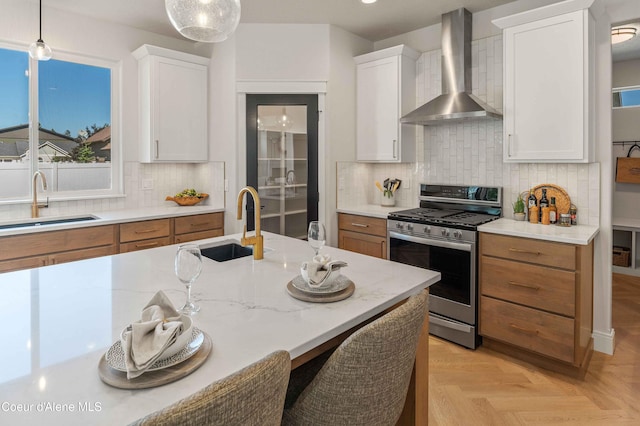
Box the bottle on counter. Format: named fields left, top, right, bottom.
left=527, top=189, right=537, bottom=222
left=549, top=197, right=557, bottom=225
left=570, top=205, right=577, bottom=225
left=529, top=204, right=539, bottom=224
left=539, top=188, right=549, bottom=222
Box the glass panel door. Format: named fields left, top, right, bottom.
left=246, top=95, right=318, bottom=239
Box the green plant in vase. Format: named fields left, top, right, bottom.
left=512, top=194, right=526, bottom=221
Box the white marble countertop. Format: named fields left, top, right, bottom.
left=336, top=204, right=414, bottom=219
left=0, top=232, right=439, bottom=425
left=0, top=206, right=224, bottom=237
left=478, top=218, right=599, bottom=245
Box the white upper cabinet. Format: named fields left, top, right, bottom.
left=355, top=45, right=419, bottom=162
left=133, top=45, right=209, bottom=163
left=494, top=1, right=595, bottom=163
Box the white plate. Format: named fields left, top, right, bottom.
left=291, top=274, right=352, bottom=295
left=105, top=327, right=204, bottom=372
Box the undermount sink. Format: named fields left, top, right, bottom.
left=200, top=241, right=254, bottom=262
left=0, top=215, right=98, bottom=230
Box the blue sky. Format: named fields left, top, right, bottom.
left=0, top=48, right=110, bottom=138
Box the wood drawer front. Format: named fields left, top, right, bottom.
left=0, top=256, right=48, bottom=273
left=120, top=219, right=170, bottom=243
left=338, top=230, right=387, bottom=259
left=480, top=296, right=574, bottom=363
left=338, top=213, right=387, bottom=237
left=174, top=229, right=223, bottom=244
left=175, top=213, right=223, bottom=235
left=119, top=237, right=171, bottom=253
left=481, top=256, right=576, bottom=317
left=481, top=233, right=575, bottom=270
left=0, top=225, right=117, bottom=261
left=49, top=245, right=118, bottom=265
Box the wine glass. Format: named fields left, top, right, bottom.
left=175, top=244, right=203, bottom=315
left=307, top=221, right=326, bottom=256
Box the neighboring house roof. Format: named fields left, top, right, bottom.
left=0, top=124, right=77, bottom=142
left=0, top=124, right=77, bottom=160
left=86, top=126, right=111, bottom=144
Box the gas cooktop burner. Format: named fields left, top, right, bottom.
left=389, top=207, right=500, bottom=228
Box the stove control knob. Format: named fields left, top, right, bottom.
left=395, top=222, right=404, bottom=230
left=407, top=224, right=414, bottom=231
left=423, top=226, right=431, bottom=234
left=441, top=229, right=450, bottom=237
left=452, top=230, right=463, bottom=239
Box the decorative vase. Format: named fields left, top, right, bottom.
left=514, top=212, right=526, bottom=221
left=381, top=193, right=395, bottom=207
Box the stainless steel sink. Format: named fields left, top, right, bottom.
left=0, top=215, right=98, bottom=230
left=200, top=240, right=254, bottom=262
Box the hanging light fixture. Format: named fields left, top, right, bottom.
left=611, top=26, right=637, bottom=44
left=277, top=107, right=293, bottom=130
left=28, top=0, right=52, bottom=61
left=165, top=0, right=241, bottom=43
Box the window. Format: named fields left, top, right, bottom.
left=0, top=44, right=119, bottom=201
left=613, top=85, right=640, bottom=108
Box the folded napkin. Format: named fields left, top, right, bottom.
left=302, top=255, right=348, bottom=287
left=120, top=291, right=183, bottom=379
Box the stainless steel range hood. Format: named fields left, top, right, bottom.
left=400, top=8, right=501, bottom=125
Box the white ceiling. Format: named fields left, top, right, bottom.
left=43, top=0, right=515, bottom=42
left=38, top=0, right=640, bottom=61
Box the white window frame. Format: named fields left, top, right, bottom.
left=0, top=40, right=123, bottom=204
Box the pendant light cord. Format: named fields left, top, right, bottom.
left=38, top=0, right=43, bottom=41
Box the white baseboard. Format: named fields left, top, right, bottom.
left=592, top=329, right=615, bottom=355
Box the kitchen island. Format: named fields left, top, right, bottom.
left=0, top=232, right=439, bottom=425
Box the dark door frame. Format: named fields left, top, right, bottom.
left=246, top=93, right=319, bottom=232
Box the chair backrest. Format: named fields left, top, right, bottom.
left=130, top=350, right=291, bottom=426
left=282, top=290, right=428, bottom=426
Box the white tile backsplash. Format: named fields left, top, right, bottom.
left=338, top=34, right=600, bottom=226
left=0, top=161, right=225, bottom=221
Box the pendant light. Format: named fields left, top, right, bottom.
left=165, top=0, right=241, bottom=43
left=28, top=0, right=52, bottom=61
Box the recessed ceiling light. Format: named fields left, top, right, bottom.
left=361, top=0, right=377, bottom=4
left=611, top=27, right=637, bottom=44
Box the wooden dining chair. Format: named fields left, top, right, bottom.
left=130, top=350, right=290, bottom=426
left=281, top=290, right=428, bottom=426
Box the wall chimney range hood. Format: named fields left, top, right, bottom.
left=400, top=8, right=502, bottom=125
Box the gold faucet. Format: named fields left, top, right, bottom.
left=237, top=186, right=264, bottom=260
left=31, top=170, right=48, bottom=218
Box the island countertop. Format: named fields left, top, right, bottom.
left=0, top=232, right=439, bottom=425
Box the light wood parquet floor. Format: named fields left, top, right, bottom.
left=428, top=273, right=640, bottom=425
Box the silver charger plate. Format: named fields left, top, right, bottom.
left=105, top=327, right=204, bottom=372
left=291, top=274, right=352, bottom=295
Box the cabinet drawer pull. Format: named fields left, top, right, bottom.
left=351, top=223, right=369, bottom=228
left=190, top=223, right=209, bottom=227
left=507, top=281, right=540, bottom=291
left=508, top=248, right=541, bottom=256
left=509, top=323, right=538, bottom=335
left=135, top=241, right=160, bottom=248
left=135, top=228, right=160, bottom=234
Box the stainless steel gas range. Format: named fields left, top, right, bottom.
left=387, top=184, right=502, bottom=349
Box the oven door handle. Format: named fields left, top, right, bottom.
left=389, top=231, right=472, bottom=252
